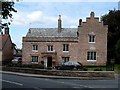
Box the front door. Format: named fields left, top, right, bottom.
left=47, top=57, right=52, bottom=67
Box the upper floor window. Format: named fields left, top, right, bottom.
left=31, top=56, right=38, bottom=63
left=88, top=35, right=96, bottom=43
left=32, top=45, right=38, bottom=51
left=47, top=45, right=53, bottom=52
left=63, top=44, right=69, bottom=51
left=87, top=52, right=96, bottom=61
left=62, top=57, right=69, bottom=63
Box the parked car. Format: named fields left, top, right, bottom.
left=12, top=57, right=22, bottom=64
left=55, top=61, right=82, bottom=70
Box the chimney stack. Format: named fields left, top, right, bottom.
left=58, top=15, right=62, bottom=33
left=4, top=25, right=9, bottom=35
left=79, top=19, right=82, bottom=26
left=90, top=12, right=95, bottom=17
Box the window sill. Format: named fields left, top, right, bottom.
left=32, top=50, right=38, bottom=52
left=89, top=42, right=95, bottom=44
left=63, top=51, right=69, bottom=53
left=87, top=60, right=96, bottom=62
left=31, top=62, right=38, bottom=64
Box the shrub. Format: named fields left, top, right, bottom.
left=82, top=67, right=88, bottom=71
left=21, top=64, right=44, bottom=69
left=94, top=68, right=102, bottom=71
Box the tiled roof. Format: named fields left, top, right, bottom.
left=26, top=28, right=78, bottom=37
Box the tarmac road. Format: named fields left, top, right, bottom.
left=1, top=72, right=119, bottom=90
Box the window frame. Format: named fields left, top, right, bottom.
left=62, top=57, right=69, bottom=63
left=32, top=45, right=38, bottom=52
left=47, top=45, right=53, bottom=52
left=63, top=44, right=69, bottom=52
left=31, top=56, right=38, bottom=63
left=87, top=52, right=97, bottom=61
left=88, top=35, right=96, bottom=43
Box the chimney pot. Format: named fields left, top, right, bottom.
left=90, top=12, right=95, bottom=17
left=5, top=25, right=9, bottom=35
left=79, top=19, right=82, bottom=25
left=58, top=15, right=62, bottom=33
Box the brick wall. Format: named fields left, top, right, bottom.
left=22, top=37, right=78, bottom=66
left=22, top=12, right=108, bottom=67
left=2, top=35, right=14, bottom=63
left=78, top=12, right=108, bottom=66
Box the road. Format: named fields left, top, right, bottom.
left=1, top=73, right=119, bottom=90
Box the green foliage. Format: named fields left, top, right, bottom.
left=0, top=1, right=17, bottom=31
left=94, top=68, right=102, bottom=71
left=116, top=39, right=120, bottom=61
left=101, top=10, right=120, bottom=64
left=82, top=67, right=88, bottom=71
left=7, top=63, right=45, bottom=69
left=114, top=64, right=120, bottom=70
left=21, top=64, right=45, bottom=69
left=1, top=1, right=17, bottom=19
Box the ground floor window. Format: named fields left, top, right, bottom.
left=62, top=57, right=69, bottom=63
left=87, top=52, right=96, bottom=61
left=31, top=56, right=38, bottom=63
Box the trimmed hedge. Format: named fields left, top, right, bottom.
left=2, top=66, right=115, bottom=79
left=7, top=63, right=45, bottom=69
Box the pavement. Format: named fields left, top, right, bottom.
left=0, top=70, right=117, bottom=80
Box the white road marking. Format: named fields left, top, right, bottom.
left=0, top=79, right=23, bottom=86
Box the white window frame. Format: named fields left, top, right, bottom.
left=62, top=57, right=69, bottom=63
left=31, top=56, right=38, bottom=63
left=63, top=44, right=69, bottom=52
left=87, top=52, right=97, bottom=61
left=88, top=35, right=96, bottom=43
left=47, top=45, right=53, bottom=52
left=32, top=45, right=38, bottom=52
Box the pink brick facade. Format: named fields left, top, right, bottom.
left=22, top=12, right=108, bottom=67
left=0, top=26, right=14, bottom=64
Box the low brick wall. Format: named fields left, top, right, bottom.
left=2, top=67, right=115, bottom=78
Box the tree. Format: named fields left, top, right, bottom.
left=2, top=1, right=17, bottom=19
left=101, top=10, right=120, bottom=64
left=0, top=0, right=17, bottom=32
left=116, top=39, right=120, bottom=63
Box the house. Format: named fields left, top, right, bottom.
left=0, top=25, right=14, bottom=65
left=22, top=12, right=108, bottom=68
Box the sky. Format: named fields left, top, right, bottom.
left=2, top=0, right=119, bottom=49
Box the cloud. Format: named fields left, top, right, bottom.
left=11, top=12, right=27, bottom=25
left=27, top=11, right=43, bottom=23
left=11, top=10, right=79, bottom=28
left=12, top=10, right=58, bottom=26
left=28, top=11, right=61, bottom=25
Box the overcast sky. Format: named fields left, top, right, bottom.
left=4, top=0, right=119, bottom=49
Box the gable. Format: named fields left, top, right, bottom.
left=0, top=35, right=13, bottom=50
